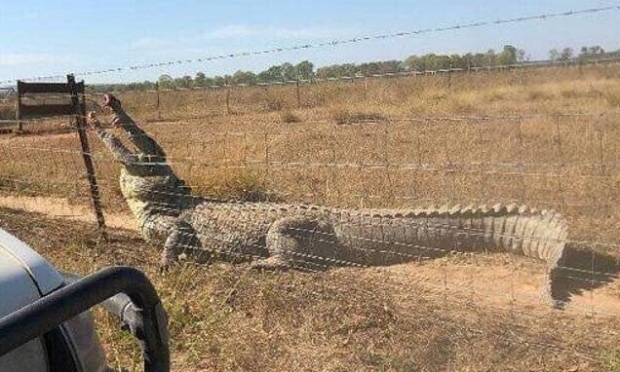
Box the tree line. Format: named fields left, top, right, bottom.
left=88, top=45, right=618, bottom=92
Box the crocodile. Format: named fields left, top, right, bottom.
left=88, top=94, right=568, bottom=302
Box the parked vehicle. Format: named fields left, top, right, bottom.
left=0, top=227, right=169, bottom=372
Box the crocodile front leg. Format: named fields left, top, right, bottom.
left=104, top=94, right=167, bottom=161
left=87, top=112, right=142, bottom=165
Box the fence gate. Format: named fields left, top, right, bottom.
left=16, top=74, right=107, bottom=233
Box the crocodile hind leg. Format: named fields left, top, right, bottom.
left=251, top=217, right=336, bottom=271
left=160, top=221, right=203, bottom=270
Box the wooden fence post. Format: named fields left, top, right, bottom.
left=67, top=74, right=107, bottom=236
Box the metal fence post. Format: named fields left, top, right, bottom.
left=296, top=78, right=301, bottom=109
left=155, top=82, right=161, bottom=120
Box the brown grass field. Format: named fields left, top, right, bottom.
left=1, top=64, right=620, bottom=371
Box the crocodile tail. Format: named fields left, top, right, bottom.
left=381, top=203, right=568, bottom=302
left=441, top=203, right=567, bottom=302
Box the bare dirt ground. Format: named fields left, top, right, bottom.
left=384, top=258, right=620, bottom=319
left=0, top=195, right=137, bottom=230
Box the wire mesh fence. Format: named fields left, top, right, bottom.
left=0, top=96, right=618, bottom=313
left=0, top=7, right=619, bottom=368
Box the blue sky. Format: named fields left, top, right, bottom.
left=1, top=0, right=619, bottom=85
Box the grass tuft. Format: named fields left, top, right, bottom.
left=280, top=111, right=302, bottom=123
left=331, top=109, right=387, bottom=125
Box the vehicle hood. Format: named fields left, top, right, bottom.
left=0, top=228, right=64, bottom=296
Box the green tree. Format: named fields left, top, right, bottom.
left=358, top=62, right=379, bottom=75
left=194, top=72, right=206, bottom=87
left=157, top=74, right=174, bottom=89
left=473, top=53, right=486, bottom=67
left=435, top=55, right=453, bottom=69
left=578, top=45, right=605, bottom=62
left=418, top=54, right=438, bottom=70
left=203, top=77, right=215, bottom=87
left=485, top=49, right=496, bottom=66
left=497, top=45, right=518, bottom=65
left=376, top=60, right=402, bottom=73
left=295, top=60, right=314, bottom=80
left=174, top=75, right=193, bottom=89
left=449, top=54, right=465, bottom=69
left=213, top=75, right=226, bottom=86
left=258, top=65, right=283, bottom=82
left=404, top=55, right=421, bottom=71
left=232, top=70, right=257, bottom=85
left=281, top=62, right=296, bottom=81
left=341, top=63, right=357, bottom=76
left=549, top=49, right=560, bottom=62
left=316, top=65, right=339, bottom=79
left=589, top=46, right=605, bottom=55
left=560, top=47, right=574, bottom=62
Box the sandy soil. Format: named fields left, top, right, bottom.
left=382, top=260, right=620, bottom=319
left=0, top=195, right=137, bottom=231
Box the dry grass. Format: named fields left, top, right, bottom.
left=1, top=63, right=620, bottom=370
left=1, top=208, right=618, bottom=371
left=279, top=110, right=302, bottom=124
left=330, top=109, right=387, bottom=125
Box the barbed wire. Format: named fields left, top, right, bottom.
left=0, top=5, right=618, bottom=86
left=1, top=70, right=618, bottom=328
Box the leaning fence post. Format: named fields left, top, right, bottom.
left=67, top=74, right=107, bottom=236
